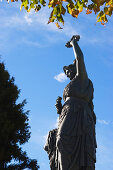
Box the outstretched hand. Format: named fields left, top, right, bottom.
left=65, top=35, right=80, bottom=48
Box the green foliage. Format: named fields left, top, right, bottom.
left=0, top=62, right=39, bottom=169
left=7, top=0, right=113, bottom=28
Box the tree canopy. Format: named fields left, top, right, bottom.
left=7, top=0, right=113, bottom=28
left=0, top=62, right=39, bottom=169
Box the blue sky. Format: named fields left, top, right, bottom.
left=0, top=1, right=113, bottom=170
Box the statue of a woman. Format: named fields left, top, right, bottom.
left=55, top=35, right=97, bottom=170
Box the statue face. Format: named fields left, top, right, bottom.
left=63, top=64, right=76, bottom=80
left=65, top=68, right=75, bottom=80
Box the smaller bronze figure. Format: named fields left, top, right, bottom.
left=44, top=97, right=62, bottom=170
left=44, top=129, right=57, bottom=170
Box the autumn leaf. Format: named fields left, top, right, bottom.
left=55, top=22, right=63, bottom=29
left=35, top=5, right=41, bottom=12
left=101, top=22, right=105, bottom=25
left=61, top=6, right=66, bottom=15
left=86, top=9, right=92, bottom=14
left=71, top=9, right=79, bottom=18
left=104, top=7, right=108, bottom=14
left=93, top=6, right=100, bottom=14
left=48, top=10, right=56, bottom=23
left=8, top=0, right=113, bottom=28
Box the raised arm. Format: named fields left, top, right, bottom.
left=68, top=36, right=88, bottom=80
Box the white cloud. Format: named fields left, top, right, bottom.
left=54, top=72, right=67, bottom=83
left=23, top=9, right=78, bottom=37
left=0, top=15, right=23, bottom=28
left=97, top=119, right=109, bottom=125
left=24, top=14, right=32, bottom=25
left=21, top=38, right=42, bottom=47
left=0, top=7, right=80, bottom=50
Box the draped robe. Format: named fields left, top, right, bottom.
left=56, top=76, right=97, bottom=170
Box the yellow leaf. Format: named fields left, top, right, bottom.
left=55, top=22, right=63, bottom=29
left=78, top=5, right=83, bottom=13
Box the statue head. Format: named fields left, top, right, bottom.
left=63, top=60, right=76, bottom=80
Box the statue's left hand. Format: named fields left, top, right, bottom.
left=65, top=35, right=80, bottom=48
left=72, top=35, right=80, bottom=41
left=70, top=35, right=80, bottom=46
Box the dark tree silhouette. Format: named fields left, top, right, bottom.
left=0, top=62, right=39, bottom=169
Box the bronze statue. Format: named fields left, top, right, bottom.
left=44, top=129, right=57, bottom=170
left=44, top=35, right=97, bottom=170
